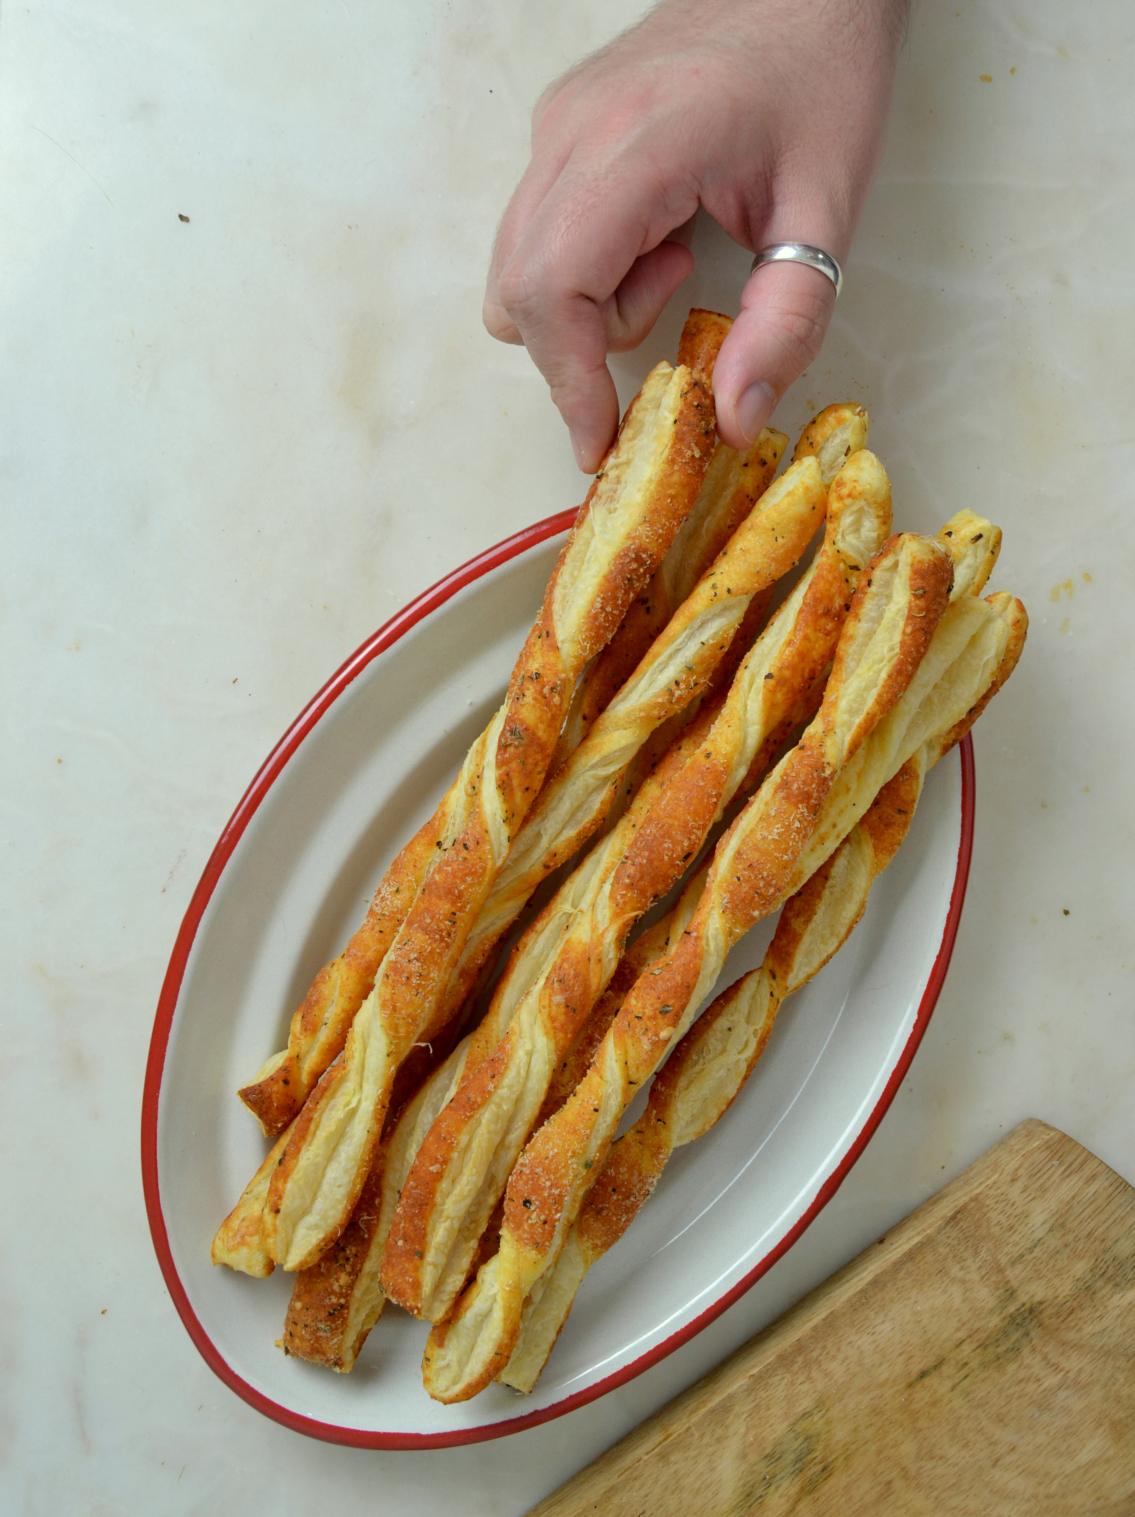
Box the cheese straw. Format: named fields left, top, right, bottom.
left=257, top=316, right=737, bottom=1273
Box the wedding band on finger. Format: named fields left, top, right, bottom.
left=750, top=243, right=843, bottom=298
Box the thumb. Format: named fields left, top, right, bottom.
left=712, top=261, right=837, bottom=449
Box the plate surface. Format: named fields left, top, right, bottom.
left=143, top=512, right=973, bottom=1447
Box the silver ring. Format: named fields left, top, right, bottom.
left=750, top=243, right=843, bottom=298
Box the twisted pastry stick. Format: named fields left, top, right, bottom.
left=421, top=531, right=959, bottom=1399
left=210, top=1124, right=294, bottom=1278
left=256, top=326, right=723, bottom=1273
left=501, top=584, right=1026, bottom=1390
left=381, top=452, right=891, bottom=1323
left=548, top=319, right=805, bottom=766
left=232, top=311, right=729, bottom=1139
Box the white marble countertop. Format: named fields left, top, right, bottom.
left=4, top=1, right=1133, bottom=1510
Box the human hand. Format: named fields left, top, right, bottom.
left=484, top=0, right=907, bottom=471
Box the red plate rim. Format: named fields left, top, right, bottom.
left=142, top=507, right=975, bottom=1449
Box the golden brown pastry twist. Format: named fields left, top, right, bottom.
left=232, top=312, right=732, bottom=1140
left=252, top=321, right=724, bottom=1273
left=549, top=428, right=784, bottom=769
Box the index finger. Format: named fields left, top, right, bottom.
left=490, top=163, right=697, bottom=468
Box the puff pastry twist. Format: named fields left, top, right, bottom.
left=278, top=407, right=873, bottom=1346
left=254, top=320, right=725, bottom=1272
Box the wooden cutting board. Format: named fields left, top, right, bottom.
left=528, top=1119, right=1135, bottom=1516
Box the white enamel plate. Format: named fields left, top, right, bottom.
left=143, top=511, right=973, bottom=1447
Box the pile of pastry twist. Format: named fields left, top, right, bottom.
left=211, top=310, right=1027, bottom=1403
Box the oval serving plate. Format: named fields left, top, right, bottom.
left=143, top=509, right=973, bottom=1448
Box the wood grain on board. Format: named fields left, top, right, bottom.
left=528, top=1119, right=1135, bottom=1517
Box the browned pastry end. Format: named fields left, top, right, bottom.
left=210, top=1124, right=293, bottom=1277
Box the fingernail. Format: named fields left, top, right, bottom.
left=571, top=432, right=598, bottom=474
left=735, top=381, right=776, bottom=444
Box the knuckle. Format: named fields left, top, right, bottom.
left=531, top=66, right=586, bottom=141
left=546, top=356, right=608, bottom=416
left=531, top=80, right=566, bottom=135
left=493, top=263, right=543, bottom=324
left=482, top=298, right=522, bottom=344
left=771, top=294, right=830, bottom=363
